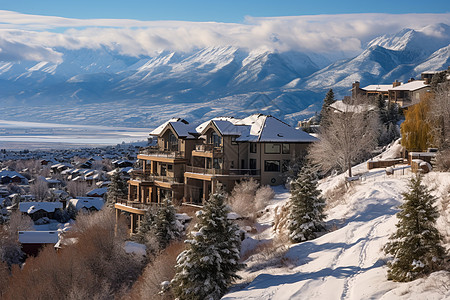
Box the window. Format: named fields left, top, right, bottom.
left=231, top=137, right=237, bottom=145
left=249, top=159, right=257, bottom=170
left=168, top=132, right=178, bottom=151
left=212, top=132, right=222, bottom=147
left=250, top=143, right=257, bottom=153
left=168, top=164, right=173, bottom=171
left=264, top=160, right=280, bottom=172
left=282, top=144, right=290, bottom=154
left=265, top=143, right=281, bottom=154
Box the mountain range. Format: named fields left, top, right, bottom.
left=0, top=23, right=449, bottom=127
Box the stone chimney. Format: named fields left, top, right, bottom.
left=424, top=77, right=430, bottom=84
left=392, top=80, right=401, bottom=87
left=408, top=78, right=415, bottom=83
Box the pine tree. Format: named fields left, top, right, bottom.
left=133, top=206, right=156, bottom=245
left=319, top=89, right=336, bottom=126
left=172, top=193, right=243, bottom=300
left=106, top=169, right=127, bottom=206
left=154, top=197, right=180, bottom=250
left=289, top=166, right=326, bottom=242
left=384, top=175, right=445, bottom=282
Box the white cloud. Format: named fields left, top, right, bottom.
left=0, top=10, right=448, bottom=62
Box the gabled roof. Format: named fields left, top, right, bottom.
left=330, top=101, right=376, bottom=113
left=19, top=201, right=63, bottom=214
left=389, top=80, right=429, bottom=91
left=69, top=197, right=104, bottom=211
left=150, top=118, right=197, bottom=139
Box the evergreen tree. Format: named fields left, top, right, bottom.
left=289, top=165, right=326, bottom=242
left=384, top=176, right=445, bottom=282
left=324, top=89, right=335, bottom=106
left=172, top=193, right=243, bottom=300
left=154, top=197, right=180, bottom=250
left=133, top=207, right=156, bottom=245
left=106, top=169, right=127, bottom=206
left=319, top=89, right=336, bottom=126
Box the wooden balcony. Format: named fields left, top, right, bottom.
left=139, top=147, right=186, bottom=159
left=130, top=169, right=184, bottom=185
left=186, top=166, right=260, bottom=176
left=192, top=144, right=223, bottom=158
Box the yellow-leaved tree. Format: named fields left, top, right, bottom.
left=400, top=95, right=434, bottom=151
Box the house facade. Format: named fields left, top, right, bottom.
left=115, top=114, right=317, bottom=233
left=352, top=77, right=431, bottom=108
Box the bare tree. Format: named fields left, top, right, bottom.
left=428, top=81, right=450, bottom=150
left=310, top=97, right=380, bottom=177
left=66, top=181, right=90, bottom=198
left=30, top=177, right=49, bottom=201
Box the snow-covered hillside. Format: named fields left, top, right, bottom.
left=224, top=160, right=450, bottom=299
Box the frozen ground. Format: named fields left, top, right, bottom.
left=224, top=159, right=450, bottom=299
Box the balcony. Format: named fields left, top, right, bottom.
left=195, top=144, right=223, bottom=153
left=186, top=166, right=260, bottom=176
left=139, top=147, right=185, bottom=159
left=115, top=199, right=160, bottom=212
left=130, top=169, right=184, bottom=184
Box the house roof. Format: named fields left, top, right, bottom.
left=18, top=231, right=59, bottom=244
left=19, top=201, right=63, bottom=214
left=69, top=197, right=104, bottom=211
left=86, top=187, right=108, bottom=197
left=330, top=101, right=376, bottom=113
left=150, top=118, right=189, bottom=136
left=361, top=84, right=392, bottom=92
left=197, top=114, right=317, bottom=143
left=389, top=80, right=429, bottom=91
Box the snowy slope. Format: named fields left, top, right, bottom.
left=224, top=161, right=450, bottom=299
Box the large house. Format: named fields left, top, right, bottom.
left=115, top=114, right=317, bottom=233
left=352, top=77, right=431, bottom=108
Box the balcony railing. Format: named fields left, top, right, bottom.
left=116, top=199, right=159, bottom=211
left=186, top=166, right=260, bottom=176
left=130, top=170, right=184, bottom=184
left=194, top=144, right=223, bottom=154
left=140, top=147, right=185, bottom=158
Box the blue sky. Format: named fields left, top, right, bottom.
left=0, top=0, right=449, bottom=22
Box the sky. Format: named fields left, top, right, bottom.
left=0, top=1, right=449, bottom=63
left=0, top=0, right=449, bottom=22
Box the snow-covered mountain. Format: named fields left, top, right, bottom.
left=0, top=24, right=448, bottom=127
left=298, top=24, right=450, bottom=92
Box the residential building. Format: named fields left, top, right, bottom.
left=115, top=114, right=317, bottom=233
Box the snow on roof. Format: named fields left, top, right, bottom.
left=18, top=231, right=59, bottom=244
left=86, top=187, right=108, bottom=196
left=390, top=80, right=429, bottom=91
left=0, top=170, right=26, bottom=180
left=330, top=101, right=376, bottom=113
left=196, top=114, right=317, bottom=143
left=361, top=84, right=392, bottom=92
left=69, top=197, right=104, bottom=211
left=256, top=116, right=318, bottom=143
left=19, top=201, right=63, bottom=214
left=150, top=118, right=188, bottom=136
left=169, top=121, right=197, bottom=139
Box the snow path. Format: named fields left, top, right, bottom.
left=224, top=172, right=413, bottom=300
